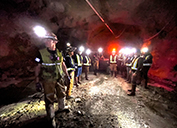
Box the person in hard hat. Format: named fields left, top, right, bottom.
left=35, top=32, right=70, bottom=127
left=117, top=53, right=122, bottom=75
left=127, top=49, right=144, bottom=96
left=125, top=53, right=135, bottom=83
left=65, top=47, right=76, bottom=99
left=109, top=49, right=118, bottom=77
left=73, top=49, right=83, bottom=87
left=92, top=52, right=99, bottom=75
left=83, top=52, right=91, bottom=80
left=64, top=47, right=77, bottom=99
left=141, top=48, right=153, bottom=89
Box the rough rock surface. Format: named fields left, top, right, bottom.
left=0, top=73, right=177, bottom=128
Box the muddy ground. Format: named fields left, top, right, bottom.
left=0, top=72, right=177, bottom=128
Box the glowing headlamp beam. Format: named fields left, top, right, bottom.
left=66, top=43, right=71, bottom=47
left=79, top=46, right=85, bottom=52
left=141, top=47, right=148, bottom=53
left=33, top=26, right=47, bottom=37
left=86, top=49, right=91, bottom=55
left=98, top=48, right=103, bottom=53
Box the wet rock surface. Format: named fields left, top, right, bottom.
left=0, top=73, right=177, bottom=128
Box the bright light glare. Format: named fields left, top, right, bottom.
left=33, top=26, right=47, bottom=37
left=79, top=46, right=85, bottom=52
left=112, top=48, right=116, bottom=52
left=119, top=48, right=137, bottom=55
left=141, top=47, right=148, bottom=53
left=132, top=48, right=137, bottom=53
left=66, top=43, right=71, bottom=47
left=86, top=49, right=91, bottom=55
left=124, top=48, right=131, bottom=55
left=119, top=48, right=124, bottom=53
left=98, top=48, right=103, bottom=53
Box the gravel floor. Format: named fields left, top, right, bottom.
left=0, top=73, right=177, bottom=128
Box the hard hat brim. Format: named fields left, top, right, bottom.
left=43, top=36, right=59, bottom=41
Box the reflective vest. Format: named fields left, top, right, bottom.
left=143, top=55, right=152, bottom=66
left=83, top=56, right=91, bottom=66
left=76, top=54, right=83, bottom=66
left=131, top=57, right=139, bottom=70
left=110, top=55, right=117, bottom=64
left=65, top=55, right=75, bottom=72
left=125, top=57, right=135, bottom=67
left=39, top=48, right=64, bottom=79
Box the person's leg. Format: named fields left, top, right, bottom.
left=93, top=62, right=96, bottom=75
left=85, top=66, right=89, bottom=80
left=78, top=67, right=82, bottom=84
left=56, top=79, right=66, bottom=110
left=113, top=64, right=117, bottom=77
left=128, top=72, right=137, bottom=96
left=66, top=71, right=74, bottom=99
left=43, top=80, right=56, bottom=127
left=110, top=64, right=113, bottom=77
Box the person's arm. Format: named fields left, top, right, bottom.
left=137, top=57, right=144, bottom=72
left=35, top=51, right=42, bottom=83
left=35, top=64, right=41, bottom=83
left=62, top=61, right=70, bottom=77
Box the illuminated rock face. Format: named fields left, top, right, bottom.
left=0, top=0, right=177, bottom=87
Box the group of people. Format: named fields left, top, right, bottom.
left=34, top=31, right=153, bottom=127
left=109, top=48, right=153, bottom=96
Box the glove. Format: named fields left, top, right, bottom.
left=75, top=66, right=78, bottom=69
left=36, top=82, right=42, bottom=92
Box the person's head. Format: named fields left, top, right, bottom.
left=43, top=33, right=58, bottom=49
left=134, top=49, right=141, bottom=57
left=66, top=47, right=77, bottom=56
left=112, top=51, right=116, bottom=55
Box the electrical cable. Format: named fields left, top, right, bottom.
left=85, top=0, right=116, bottom=37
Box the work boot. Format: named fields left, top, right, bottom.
left=78, top=81, right=82, bottom=84
left=114, top=72, right=117, bottom=77
left=127, top=92, right=135, bottom=96
left=145, top=86, right=149, bottom=89
left=50, top=117, right=56, bottom=128
left=56, top=106, right=70, bottom=113
left=74, top=83, right=79, bottom=88
left=66, top=95, right=73, bottom=100
left=127, top=84, right=136, bottom=96
left=144, top=79, right=148, bottom=89
left=111, top=71, right=113, bottom=77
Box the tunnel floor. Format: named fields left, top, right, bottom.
left=0, top=72, right=177, bottom=128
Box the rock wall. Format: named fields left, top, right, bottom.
left=0, top=0, right=177, bottom=88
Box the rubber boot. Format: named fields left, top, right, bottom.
left=111, top=71, right=113, bottom=77
left=46, top=104, right=56, bottom=128
left=145, top=78, right=148, bottom=89
left=58, top=98, right=65, bottom=110
left=78, top=76, right=82, bottom=84
left=127, top=84, right=136, bottom=96
left=114, top=71, right=117, bottom=77
left=74, top=77, right=79, bottom=87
